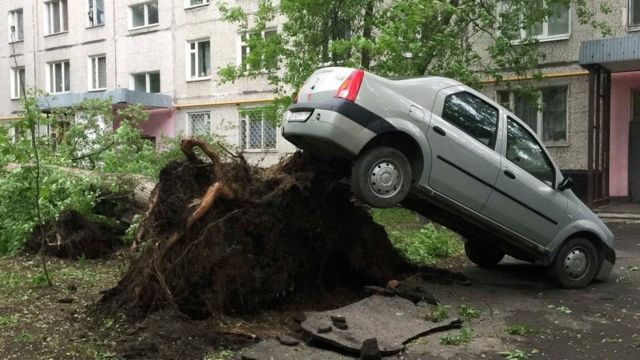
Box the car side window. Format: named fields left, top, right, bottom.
left=441, top=92, right=499, bottom=148
left=506, top=117, right=556, bottom=187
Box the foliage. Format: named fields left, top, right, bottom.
left=440, top=327, right=473, bottom=345
left=372, top=208, right=463, bottom=265
left=505, top=324, right=538, bottom=336
left=0, top=94, right=185, bottom=254
left=457, top=304, right=482, bottom=319
left=217, top=0, right=612, bottom=123
left=548, top=304, right=572, bottom=314
left=500, top=349, right=539, bottom=360
left=427, top=304, right=451, bottom=323
left=392, top=223, right=463, bottom=265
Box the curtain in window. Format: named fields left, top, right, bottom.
left=514, top=95, right=538, bottom=131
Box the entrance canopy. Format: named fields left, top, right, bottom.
left=580, top=35, right=640, bottom=73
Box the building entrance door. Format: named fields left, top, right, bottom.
left=630, top=90, right=640, bottom=202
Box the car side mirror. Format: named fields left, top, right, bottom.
left=558, top=176, right=574, bottom=191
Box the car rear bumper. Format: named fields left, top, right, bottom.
left=283, top=100, right=382, bottom=159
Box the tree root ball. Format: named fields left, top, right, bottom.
left=101, top=140, right=413, bottom=319
left=26, top=209, right=122, bottom=259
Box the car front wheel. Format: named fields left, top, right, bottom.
left=464, top=241, right=505, bottom=268
left=549, top=237, right=599, bottom=289
left=351, top=147, right=412, bottom=208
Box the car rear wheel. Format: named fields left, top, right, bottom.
left=549, top=237, right=599, bottom=289
left=352, top=147, right=412, bottom=208
left=464, top=241, right=505, bottom=268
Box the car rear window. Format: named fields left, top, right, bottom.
left=441, top=92, right=499, bottom=149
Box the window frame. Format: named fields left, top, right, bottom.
left=44, top=0, right=68, bottom=35
left=129, top=1, right=159, bottom=30
left=10, top=67, right=25, bottom=100
left=187, top=111, right=211, bottom=137
left=187, top=39, right=211, bottom=81
left=441, top=91, right=500, bottom=150
left=497, top=86, right=569, bottom=146
left=87, top=0, right=105, bottom=28
left=8, top=8, right=24, bottom=43
left=505, top=116, right=557, bottom=188
left=88, top=54, right=107, bottom=91
left=185, top=0, right=210, bottom=10
left=46, top=60, right=70, bottom=94
left=630, top=0, right=640, bottom=29
left=130, top=71, right=161, bottom=93
left=499, top=1, right=571, bottom=43
left=236, top=28, right=278, bottom=71
left=239, top=110, right=278, bottom=152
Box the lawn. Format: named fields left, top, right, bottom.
left=371, top=207, right=465, bottom=267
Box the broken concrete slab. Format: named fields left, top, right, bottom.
left=241, top=339, right=353, bottom=360
left=301, top=295, right=461, bottom=356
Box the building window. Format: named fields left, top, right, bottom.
left=631, top=0, right=640, bottom=28
left=500, top=1, right=570, bottom=41
left=238, top=29, right=277, bottom=71
left=88, top=55, right=107, bottom=91
left=10, top=67, right=25, bottom=100
left=8, top=9, right=24, bottom=42
left=187, top=112, right=211, bottom=137
left=88, top=0, right=105, bottom=27
left=497, top=86, right=568, bottom=144
left=130, top=1, right=158, bottom=29
left=186, top=0, right=210, bottom=8
left=131, top=72, right=160, bottom=93
left=188, top=40, right=211, bottom=80
left=45, top=0, right=68, bottom=35
left=47, top=60, right=70, bottom=94
left=240, top=110, right=277, bottom=151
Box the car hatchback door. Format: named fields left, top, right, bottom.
left=481, top=117, right=567, bottom=247
left=427, top=89, right=503, bottom=213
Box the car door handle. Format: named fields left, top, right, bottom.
left=433, top=126, right=446, bottom=136
left=504, top=169, right=516, bottom=180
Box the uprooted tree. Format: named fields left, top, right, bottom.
left=101, top=139, right=414, bottom=318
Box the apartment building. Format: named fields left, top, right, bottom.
left=0, top=0, right=295, bottom=165
left=481, top=0, right=640, bottom=204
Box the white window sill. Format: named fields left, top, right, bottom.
left=185, top=3, right=209, bottom=10
left=544, top=141, right=569, bottom=148
left=128, top=24, right=159, bottom=32
left=511, top=34, right=570, bottom=45
left=48, top=91, right=70, bottom=95
left=86, top=24, right=105, bottom=29
left=8, top=39, right=24, bottom=44
left=186, top=76, right=211, bottom=82
left=242, top=149, right=278, bottom=153
left=628, top=26, right=640, bottom=33
left=44, top=30, right=69, bottom=38
left=88, top=88, right=107, bottom=92
left=10, top=96, right=21, bottom=101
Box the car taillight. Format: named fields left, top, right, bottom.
left=335, top=69, right=365, bottom=102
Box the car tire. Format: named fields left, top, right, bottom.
left=549, top=237, right=599, bottom=289
left=351, top=147, right=412, bottom=208
left=464, top=241, right=505, bottom=268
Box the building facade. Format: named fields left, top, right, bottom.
left=481, top=0, right=640, bottom=204
left=2, top=0, right=640, bottom=202
left=0, top=0, right=295, bottom=165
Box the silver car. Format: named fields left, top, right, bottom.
left=282, top=67, right=615, bottom=288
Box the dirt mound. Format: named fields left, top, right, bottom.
left=26, top=209, right=122, bottom=259
left=100, top=139, right=414, bottom=319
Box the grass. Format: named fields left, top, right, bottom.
left=440, top=327, right=473, bottom=346
left=457, top=304, right=481, bottom=319
left=505, top=324, right=538, bottom=336
left=500, top=349, right=539, bottom=360
left=371, top=208, right=463, bottom=265
left=427, top=304, right=450, bottom=323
